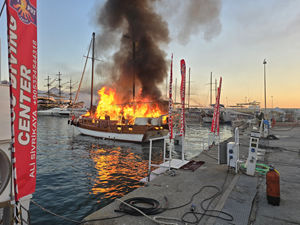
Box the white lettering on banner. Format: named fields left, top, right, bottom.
left=31, top=111, right=37, bottom=164
left=9, top=17, right=18, bottom=123
left=18, top=66, right=32, bottom=146
left=32, top=40, right=38, bottom=105
left=29, top=163, right=35, bottom=178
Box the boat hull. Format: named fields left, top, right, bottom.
left=73, top=121, right=169, bottom=142
left=75, top=126, right=168, bottom=142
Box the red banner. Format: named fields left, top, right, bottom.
left=180, top=60, right=186, bottom=137
left=211, top=77, right=222, bottom=134
left=6, top=0, right=37, bottom=201
left=217, top=84, right=222, bottom=135
left=169, top=54, right=173, bottom=139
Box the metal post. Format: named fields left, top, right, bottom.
left=181, top=135, right=185, bottom=161
left=210, top=72, right=212, bottom=106
left=263, top=59, right=267, bottom=118
left=0, top=38, right=1, bottom=82
left=188, top=68, right=190, bottom=110
left=148, top=139, right=153, bottom=182
left=175, top=78, right=177, bottom=105
left=169, top=138, right=173, bottom=171
left=163, top=137, right=166, bottom=163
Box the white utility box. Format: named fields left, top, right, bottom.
left=227, top=142, right=239, bottom=173
left=246, top=130, right=261, bottom=176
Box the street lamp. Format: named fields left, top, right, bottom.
left=263, top=59, right=267, bottom=118
left=226, top=97, right=228, bottom=108
left=271, top=95, right=273, bottom=109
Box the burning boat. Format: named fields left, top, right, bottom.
left=72, top=101, right=169, bottom=142
left=70, top=33, right=169, bottom=142
left=71, top=85, right=169, bottom=142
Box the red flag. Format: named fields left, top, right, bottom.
left=169, top=54, right=173, bottom=139
left=6, top=0, right=38, bottom=201
left=180, top=60, right=186, bottom=137
left=216, top=82, right=222, bottom=135
left=211, top=77, right=222, bottom=134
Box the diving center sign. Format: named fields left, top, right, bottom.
left=6, top=0, right=37, bottom=201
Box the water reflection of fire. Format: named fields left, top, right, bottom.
left=90, top=147, right=163, bottom=197
left=83, top=87, right=168, bottom=124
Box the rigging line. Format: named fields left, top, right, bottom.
left=0, top=1, right=5, bottom=18
left=72, top=36, right=93, bottom=113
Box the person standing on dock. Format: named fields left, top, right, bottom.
left=258, top=111, right=264, bottom=127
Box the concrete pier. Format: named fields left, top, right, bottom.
left=83, top=125, right=300, bottom=224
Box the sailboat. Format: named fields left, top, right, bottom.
left=70, top=33, right=169, bottom=142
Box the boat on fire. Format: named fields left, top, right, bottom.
left=71, top=115, right=169, bottom=142
left=69, top=33, right=169, bottom=142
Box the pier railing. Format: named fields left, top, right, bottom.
left=147, top=135, right=172, bottom=182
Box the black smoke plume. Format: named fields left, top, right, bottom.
left=95, top=0, right=170, bottom=103
left=93, top=0, right=222, bottom=104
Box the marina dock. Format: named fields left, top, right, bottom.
left=83, top=124, right=300, bottom=224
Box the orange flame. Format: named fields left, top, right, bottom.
left=83, top=87, right=167, bottom=124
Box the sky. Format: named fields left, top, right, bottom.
left=0, top=0, right=299, bottom=108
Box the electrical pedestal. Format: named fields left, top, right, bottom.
left=246, top=130, right=261, bottom=176
left=227, top=128, right=239, bottom=173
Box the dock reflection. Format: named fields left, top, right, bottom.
left=86, top=142, right=164, bottom=199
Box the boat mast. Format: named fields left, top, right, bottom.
left=210, top=72, right=212, bottom=106
left=215, top=79, right=217, bottom=100
left=45, top=76, right=51, bottom=104
left=56, top=71, right=62, bottom=104
left=69, top=78, right=73, bottom=105
left=188, top=68, right=190, bottom=110
left=133, top=41, right=136, bottom=102
left=90, top=32, right=95, bottom=116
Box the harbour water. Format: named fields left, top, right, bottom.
left=30, top=117, right=233, bottom=224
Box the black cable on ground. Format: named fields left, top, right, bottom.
left=84, top=168, right=234, bottom=224
left=114, top=197, right=168, bottom=216
left=151, top=169, right=234, bottom=224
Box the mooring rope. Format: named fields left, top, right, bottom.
left=31, top=199, right=81, bottom=224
